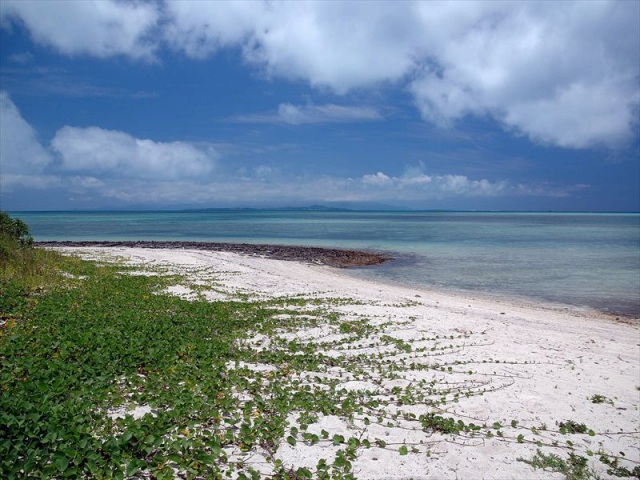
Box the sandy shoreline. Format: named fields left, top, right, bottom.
left=52, top=246, right=640, bottom=479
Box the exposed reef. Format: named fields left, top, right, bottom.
left=36, top=240, right=391, bottom=268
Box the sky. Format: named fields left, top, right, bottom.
left=0, top=0, right=639, bottom=212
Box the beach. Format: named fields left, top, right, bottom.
left=52, top=245, right=640, bottom=479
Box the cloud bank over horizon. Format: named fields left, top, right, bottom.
left=2, top=0, right=638, bottom=150
left=0, top=91, right=578, bottom=209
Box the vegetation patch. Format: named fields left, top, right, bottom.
left=518, top=449, right=594, bottom=480
left=590, top=394, right=614, bottom=405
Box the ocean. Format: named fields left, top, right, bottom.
left=13, top=210, right=640, bottom=317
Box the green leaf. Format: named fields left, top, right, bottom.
left=54, top=455, right=68, bottom=472
left=296, top=467, right=313, bottom=479
left=286, top=435, right=297, bottom=446
left=399, top=445, right=408, bottom=455
left=126, top=460, right=140, bottom=476
left=304, top=433, right=319, bottom=444
left=87, top=459, right=98, bottom=473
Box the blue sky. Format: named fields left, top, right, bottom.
left=1, top=0, right=638, bottom=211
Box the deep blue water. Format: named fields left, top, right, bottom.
left=13, top=210, right=640, bottom=316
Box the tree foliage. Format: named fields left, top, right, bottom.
left=0, top=211, right=33, bottom=246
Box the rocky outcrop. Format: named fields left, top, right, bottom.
left=36, top=241, right=391, bottom=268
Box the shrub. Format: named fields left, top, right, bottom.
left=0, top=211, right=67, bottom=289
left=0, top=211, right=33, bottom=247
left=1, top=211, right=34, bottom=263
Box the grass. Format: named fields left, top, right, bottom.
left=1, top=231, right=639, bottom=478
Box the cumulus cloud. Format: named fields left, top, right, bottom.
left=3, top=1, right=638, bottom=149
left=361, top=170, right=513, bottom=199
left=0, top=91, right=52, bottom=174
left=162, top=1, right=422, bottom=90
left=409, top=1, right=640, bottom=148
left=362, top=172, right=393, bottom=186
left=0, top=95, right=218, bottom=197
left=241, top=2, right=422, bottom=92
left=163, top=0, right=259, bottom=58
left=357, top=162, right=583, bottom=201
left=236, top=103, right=382, bottom=124
left=162, top=1, right=639, bottom=148
left=0, top=0, right=159, bottom=60
left=51, top=127, right=217, bottom=180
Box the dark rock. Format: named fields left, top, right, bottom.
left=36, top=240, right=392, bottom=268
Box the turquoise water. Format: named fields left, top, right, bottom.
left=13, top=210, right=640, bottom=316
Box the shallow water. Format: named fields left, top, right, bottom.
left=14, top=210, right=640, bottom=316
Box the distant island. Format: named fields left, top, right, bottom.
left=181, top=205, right=354, bottom=213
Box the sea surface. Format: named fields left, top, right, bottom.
left=13, top=210, right=640, bottom=317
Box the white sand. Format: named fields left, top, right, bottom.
left=55, top=246, right=640, bottom=479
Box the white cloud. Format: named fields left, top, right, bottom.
left=87, top=164, right=567, bottom=207
left=362, top=172, right=392, bottom=186
left=163, top=1, right=259, bottom=58
left=0, top=0, right=159, bottom=60
left=356, top=163, right=580, bottom=201
left=3, top=1, right=637, bottom=149
left=408, top=1, right=640, bottom=148
left=51, top=126, right=218, bottom=180
left=243, top=2, right=423, bottom=92
left=280, top=103, right=381, bottom=124
left=0, top=91, right=52, bottom=174
left=236, top=103, right=382, bottom=124
left=500, top=81, right=637, bottom=149
left=167, top=0, right=639, bottom=149
left=173, top=1, right=639, bottom=148
left=0, top=92, right=584, bottom=209
left=163, top=1, right=422, bottom=91
left=359, top=169, right=513, bottom=200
